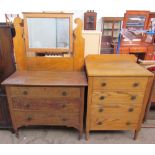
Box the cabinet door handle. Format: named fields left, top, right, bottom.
left=23, top=91, right=28, bottom=95
left=101, top=82, right=106, bottom=87
left=100, top=96, right=105, bottom=100
left=133, top=83, right=139, bottom=87
left=62, top=91, right=67, bottom=96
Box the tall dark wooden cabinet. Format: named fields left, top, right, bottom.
left=0, top=25, right=16, bottom=128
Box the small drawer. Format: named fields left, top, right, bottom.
left=14, top=111, right=79, bottom=129
left=92, top=91, right=144, bottom=104
left=12, top=97, right=80, bottom=113
left=9, top=86, right=81, bottom=98
left=93, top=77, right=148, bottom=91
left=90, top=115, right=139, bottom=130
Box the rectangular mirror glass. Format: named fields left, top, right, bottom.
left=27, top=18, right=70, bottom=49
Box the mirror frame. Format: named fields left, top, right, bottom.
left=23, top=12, right=73, bottom=53
left=122, top=11, right=150, bottom=30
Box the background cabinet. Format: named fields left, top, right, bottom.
left=101, top=17, right=123, bottom=54
left=0, top=24, right=16, bottom=128
left=82, top=30, right=102, bottom=56
left=84, top=10, right=97, bottom=30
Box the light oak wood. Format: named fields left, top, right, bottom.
left=86, top=54, right=154, bottom=140
left=93, top=77, right=148, bottom=91
left=9, top=86, right=81, bottom=98
left=23, top=12, right=73, bottom=53
left=92, top=91, right=144, bottom=104
left=13, top=14, right=84, bottom=71
left=4, top=12, right=87, bottom=139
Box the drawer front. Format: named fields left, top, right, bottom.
left=14, top=111, right=79, bottom=129
left=90, top=114, right=138, bottom=130
left=92, top=91, right=144, bottom=104
left=129, top=47, right=147, bottom=52
left=12, top=97, right=80, bottom=112
left=9, top=86, right=80, bottom=98
left=91, top=103, right=142, bottom=116
left=93, top=77, right=148, bottom=91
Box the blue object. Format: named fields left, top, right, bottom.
left=146, top=31, right=155, bottom=35
left=116, top=31, right=121, bottom=54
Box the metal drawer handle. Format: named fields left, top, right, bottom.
left=97, top=121, right=103, bottom=125
left=131, top=95, right=136, bottom=100
left=23, top=91, right=28, bottom=95
left=26, top=116, right=32, bottom=121
left=100, top=96, right=105, bottom=100
left=128, top=108, right=134, bottom=112
left=133, top=83, right=139, bottom=87
left=101, top=82, right=106, bottom=87
left=126, top=121, right=131, bottom=126
left=62, top=91, right=67, bottom=96
left=99, top=108, right=104, bottom=112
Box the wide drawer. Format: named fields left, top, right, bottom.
left=129, top=47, right=147, bottom=52
left=91, top=103, right=142, bottom=116
left=93, top=77, right=148, bottom=91
left=92, top=91, right=144, bottom=104
left=9, top=86, right=81, bottom=98
left=11, top=97, right=80, bottom=112
left=14, top=110, right=79, bottom=129
left=90, top=114, right=139, bottom=130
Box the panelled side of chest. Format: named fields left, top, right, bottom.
left=5, top=86, right=85, bottom=138
left=86, top=76, right=153, bottom=140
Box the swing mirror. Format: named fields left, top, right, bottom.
left=23, top=12, right=73, bottom=56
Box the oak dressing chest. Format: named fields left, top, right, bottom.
left=85, top=54, right=154, bottom=140
left=2, top=12, right=87, bottom=139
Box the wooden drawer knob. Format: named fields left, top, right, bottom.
left=128, top=108, right=134, bottom=112
left=99, top=108, right=104, bottom=112
left=26, top=116, right=32, bottom=121
left=97, top=121, right=103, bottom=125
left=23, top=91, right=28, bottom=95
left=25, top=104, right=30, bottom=108
left=101, top=82, right=106, bottom=87
left=100, top=96, right=105, bottom=100
left=62, top=118, right=67, bottom=121
left=131, top=95, right=136, bottom=100
left=133, top=83, right=139, bottom=87
left=62, top=91, right=67, bottom=96
left=126, top=121, right=131, bottom=125
left=62, top=104, right=66, bottom=108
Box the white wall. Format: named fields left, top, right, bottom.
left=1, top=0, right=155, bottom=31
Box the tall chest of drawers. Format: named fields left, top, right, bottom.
left=85, top=54, right=154, bottom=140
left=2, top=71, right=87, bottom=138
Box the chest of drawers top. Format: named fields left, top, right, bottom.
left=2, top=71, right=87, bottom=87
left=85, top=55, right=153, bottom=77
